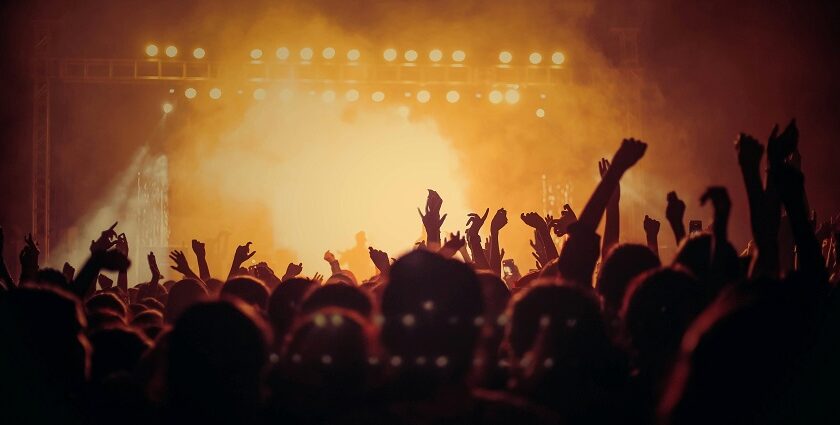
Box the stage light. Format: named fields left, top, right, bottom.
left=253, top=88, right=267, bottom=100
left=165, top=45, right=178, bottom=58
left=279, top=89, right=293, bottom=102
left=551, top=51, right=565, bottom=65
left=499, top=51, right=512, bottom=64
left=540, top=93, right=547, bottom=99
left=372, top=91, right=385, bottom=102
left=404, top=50, right=418, bottom=62
left=322, top=47, right=336, bottom=59
left=404, top=91, right=412, bottom=98
left=300, top=47, right=314, bottom=61
left=529, top=52, right=542, bottom=64
left=446, top=90, right=460, bottom=103
left=536, top=108, right=545, bottom=118
left=169, top=88, right=175, bottom=94
left=184, top=87, right=197, bottom=99
left=145, top=44, right=159, bottom=57
left=383, top=48, right=397, bottom=62
left=276, top=47, right=290, bottom=60
left=428, top=49, right=443, bottom=62
left=347, top=49, right=360, bottom=61
left=452, top=50, right=466, bottom=62
left=345, top=89, right=360, bottom=102
left=209, top=88, right=222, bottom=99
left=416, top=90, right=431, bottom=103
left=504, top=89, right=520, bottom=104
left=250, top=49, right=263, bottom=60
left=162, top=102, right=173, bottom=114
left=322, top=90, right=336, bottom=103
left=489, top=90, right=503, bottom=104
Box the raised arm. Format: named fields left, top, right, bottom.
left=171, top=249, right=201, bottom=281
left=466, top=208, right=491, bottom=270
left=488, top=208, right=508, bottom=276
left=772, top=163, right=824, bottom=280
left=192, top=239, right=211, bottom=281
left=227, top=242, right=256, bottom=279
left=643, top=215, right=661, bottom=257
left=418, top=189, right=447, bottom=249
left=599, top=159, right=620, bottom=255
left=19, top=233, right=40, bottom=284
left=577, top=139, right=646, bottom=233
left=368, top=247, right=391, bottom=274
left=522, top=212, right=558, bottom=262
left=0, top=227, right=16, bottom=288
left=665, top=191, right=687, bottom=246
left=323, top=250, right=342, bottom=275
left=735, top=133, right=778, bottom=277
left=114, top=233, right=129, bottom=295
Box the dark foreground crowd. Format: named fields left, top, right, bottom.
left=2, top=120, right=840, bottom=425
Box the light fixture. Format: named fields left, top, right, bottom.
left=276, top=47, right=290, bottom=60
left=250, top=49, right=263, bottom=60
left=347, top=49, right=360, bottom=61
left=145, top=44, right=159, bottom=57
left=429, top=49, right=443, bottom=62
left=383, top=48, right=397, bottom=62
left=184, top=87, right=197, bottom=99
left=165, top=45, right=178, bottom=58
left=209, top=88, right=222, bottom=99
left=300, top=47, right=314, bottom=61
left=446, top=90, right=459, bottom=103
left=452, top=50, right=466, bottom=62
left=499, top=51, right=512, bottom=64
left=529, top=52, right=542, bottom=65
left=551, top=51, right=565, bottom=65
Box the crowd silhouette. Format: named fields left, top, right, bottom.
left=1, top=120, right=839, bottom=425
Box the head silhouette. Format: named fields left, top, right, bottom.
left=268, top=277, right=319, bottom=347
left=88, top=325, right=151, bottom=382
left=597, top=243, right=661, bottom=319
left=221, top=276, right=270, bottom=310
left=86, top=292, right=128, bottom=319
left=165, top=300, right=270, bottom=423
left=300, top=283, right=374, bottom=319
left=380, top=250, right=483, bottom=392
left=164, top=279, right=207, bottom=324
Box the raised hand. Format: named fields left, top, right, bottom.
left=97, top=274, right=114, bottom=290
left=19, top=233, right=40, bottom=283
left=233, top=242, right=256, bottom=265
left=368, top=247, right=391, bottom=273
left=520, top=212, right=547, bottom=231
left=324, top=250, right=336, bottom=263
left=491, top=208, right=508, bottom=234
left=550, top=204, right=577, bottom=236
left=610, top=138, right=648, bottom=172
left=666, top=191, right=687, bottom=244
left=418, top=189, right=447, bottom=245
left=767, top=119, right=798, bottom=167
left=466, top=208, right=490, bottom=236
left=736, top=133, right=764, bottom=171
left=700, top=187, right=732, bottom=219
left=191, top=239, right=206, bottom=257
left=644, top=215, right=661, bottom=257
left=90, top=222, right=118, bottom=253
left=439, top=231, right=466, bottom=258
left=312, top=273, right=324, bottom=285
left=644, top=214, right=661, bottom=236
left=148, top=251, right=162, bottom=283
left=282, top=262, right=303, bottom=280
left=62, top=262, right=75, bottom=283
left=170, top=250, right=199, bottom=279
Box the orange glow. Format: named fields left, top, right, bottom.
left=145, top=44, right=158, bottom=57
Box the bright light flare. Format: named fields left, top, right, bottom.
left=345, top=89, right=360, bottom=102
left=429, top=49, right=443, bottom=62
left=536, top=108, right=545, bottom=118
left=300, top=48, right=314, bottom=61
left=209, top=88, right=222, bottom=99
left=184, top=87, right=197, bottom=99
left=452, top=50, right=466, bottom=62
left=193, top=48, right=206, bottom=59
left=504, top=89, right=520, bottom=104
left=404, top=50, right=418, bottom=62
left=322, top=47, right=336, bottom=59
left=145, top=44, right=159, bottom=57
left=372, top=91, right=385, bottom=102
left=276, top=47, right=290, bottom=60
left=416, top=90, right=431, bottom=103
left=383, top=48, right=397, bottom=62
left=347, top=49, right=361, bottom=61
left=551, top=51, right=565, bottom=65
left=499, top=51, right=512, bottom=64
left=250, top=49, right=263, bottom=60
left=162, top=102, right=173, bottom=114
left=529, top=52, right=542, bottom=64
left=446, top=90, right=460, bottom=103
left=488, top=90, right=503, bottom=104
left=165, top=45, right=178, bottom=58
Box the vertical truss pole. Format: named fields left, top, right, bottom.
left=32, top=21, right=53, bottom=260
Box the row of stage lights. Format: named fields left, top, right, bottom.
left=171, top=86, right=540, bottom=105
left=144, top=44, right=566, bottom=65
